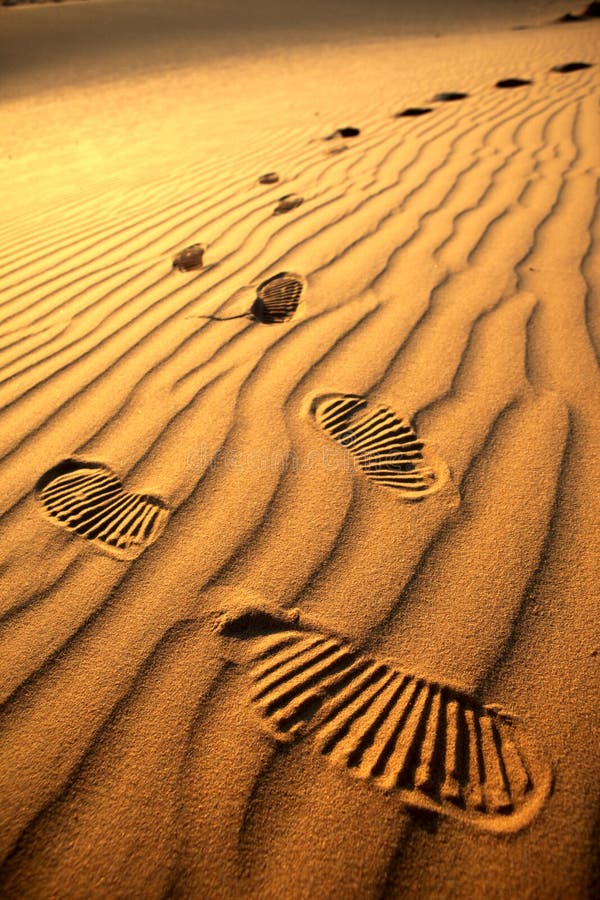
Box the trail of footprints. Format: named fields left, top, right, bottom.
left=168, top=59, right=593, bottom=275
left=36, top=459, right=169, bottom=560
left=25, top=53, right=591, bottom=829
left=221, top=612, right=551, bottom=832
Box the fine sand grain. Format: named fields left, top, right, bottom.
left=0, top=0, right=599, bottom=897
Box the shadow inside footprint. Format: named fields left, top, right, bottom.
left=432, top=91, right=468, bottom=102
left=551, top=61, right=593, bottom=72
left=219, top=606, right=299, bottom=639
left=495, top=78, right=532, bottom=88
left=395, top=107, right=433, bottom=117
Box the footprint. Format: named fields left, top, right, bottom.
left=172, top=243, right=207, bottom=272
left=273, top=194, right=304, bottom=215
left=325, top=126, right=361, bottom=140
left=495, top=78, right=532, bottom=88
left=309, top=393, right=451, bottom=500
left=36, top=459, right=169, bottom=560
left=551, top=61, right=593, bottom=72
left=432, top=92, right=468, bottom=102
left=221, top=610, right=552, bottom=833
left=258, top=172, right=280, bottom=185
left=395, top=107, right=433, bottom=117
left=251, top=272, right=307, bottom=323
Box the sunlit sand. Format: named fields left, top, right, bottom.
left=0, top=0, right=599, bottom=896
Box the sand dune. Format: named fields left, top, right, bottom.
left=0, top=1, right=599, bottom=896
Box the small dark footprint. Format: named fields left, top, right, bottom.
left=273, top=194, right=304, bottom=215
left=172, top=243, right=207, bottom=272
left=551, top=61, right=593, bottom=72
left=325, top=126, right=361, bottom=140
left=36, top=458, right=169, bottom=560
left=432, top=92, right=468, bottom=102
left=495, top=78, right=532, bottom=88
left=310, top=393, right=451, bottom=500
left=252, top=272, right=307, bottom=323
left=258, top=172, right=280, bottom=185
left=223, top=611, right=552, bottom=832
left=395, top=107, right=433, bottom=117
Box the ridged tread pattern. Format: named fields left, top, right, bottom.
left=36, top=459, right=169, bottom=560
left=312, top=393, right=449, bottom=499
left=242, top=628, right=551, bottom=832
left=252, top=272, right=307, bottom=323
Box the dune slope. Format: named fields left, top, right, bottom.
left=0, top=5, right=599, bottom=898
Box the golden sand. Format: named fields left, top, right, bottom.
left=0, top=0, right=599, bottom=896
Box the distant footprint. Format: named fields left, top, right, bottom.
left=221, top=609, right=552, bottom=833
left=273, top=194, right=304, bottom=215
left=551, top=61, right=593, bottom=72
left=495, top=78, right=532, bottom=88
left=36, top=459, right=169, bottom=560
left=325, top=126, right=361, bottom=140
left=395, top=107, right=434, bottom=117
left=258, top=172, right=280, bottom=185
left=432, top=91, right=468, bottom=102
left=172, top=243, right=207, bottom=272
left=252, top=272, right=307, bottom=323
left=310, top=393, right=450, bottom=500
